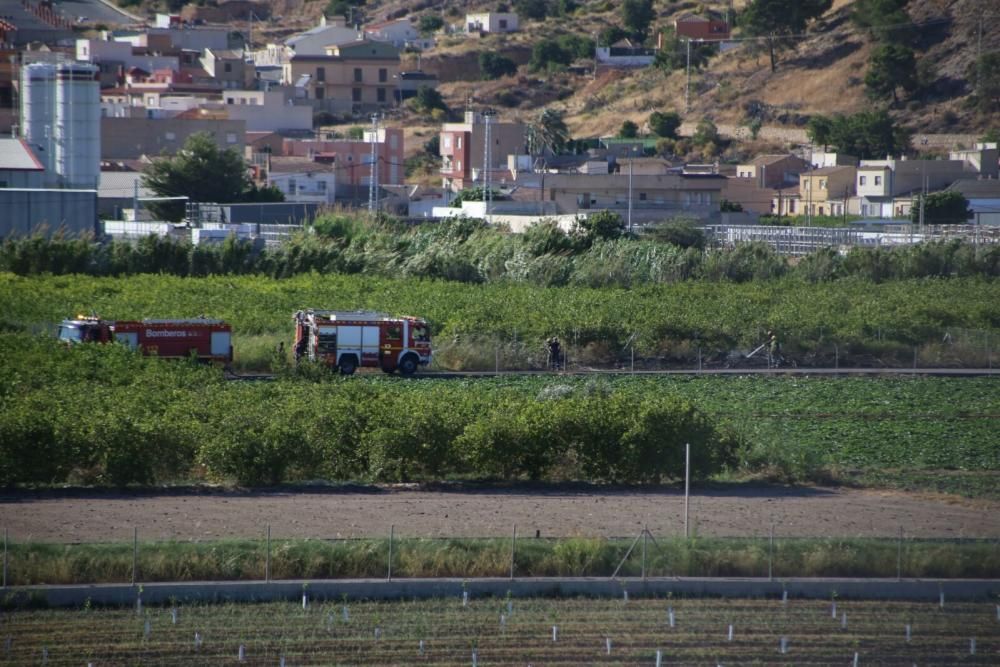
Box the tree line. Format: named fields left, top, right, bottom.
left=3, top=218, right=999, bottom=285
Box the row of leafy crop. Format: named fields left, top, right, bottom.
left=0, top=335, right=734, bottom=487
left=3, top=273, right=998, bottom=356
left=2, top=334, right=998, bottom=488
left=3, top=223, right=1000, bottom=286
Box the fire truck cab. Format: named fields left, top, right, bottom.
left=58, top=316, right=233, bottom=363
left=292, top=310, right=432, bottom=375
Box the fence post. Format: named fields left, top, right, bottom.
left=768, top=523, right=774, bottom=582
left=641, top=524, right=647, bottom=580
left=265, top=524, right=271, bottom=583
left=896, top=526, right=903, bottom=581
left=387, top=524, right=394, bottom=582
left=684, top=443, right=691, bottom=539
left=509, top=524, right=516, bottom=580
left=2, top=527, right=7, bottom=589
left=131, top=527, right=138, bottom=586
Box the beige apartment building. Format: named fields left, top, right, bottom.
left=439, top=110, right=528, bottom=192
left=284, top=39, right=400, bottom=112
left=799, top=166, right=857, bottom=217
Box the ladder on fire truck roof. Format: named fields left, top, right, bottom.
left=140, top=318, right=226, bottom=325
left=304, top=310, right=401, bottom=322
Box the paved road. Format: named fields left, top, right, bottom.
left=54, top=0, right=141, bottom=26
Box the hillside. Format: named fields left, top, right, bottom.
left=116, top=0, right=996, bottom=143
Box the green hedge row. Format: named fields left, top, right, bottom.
left=0, top=335, right=734, bottom=486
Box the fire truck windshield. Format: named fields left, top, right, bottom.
left=58, top=324, right=83, bottom=343
left=412, top=325, right=430, bottom=342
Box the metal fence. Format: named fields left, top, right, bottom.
left=703, top=224, right=1000, bottom=256
left=429, top=327, right=998, bottom=373
left=1, top=525, right=997, bottom=587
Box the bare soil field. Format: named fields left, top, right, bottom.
left=2, top=485, right=997, bottom=543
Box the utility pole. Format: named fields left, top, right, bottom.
left=367, top=113, right=378, bottom=213
left=133, top=179, right=139, bottom=221
left=482, top=108, right=496, bottom=224
left=627, top=149, right=634, bottom=234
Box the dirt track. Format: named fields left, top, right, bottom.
left=2, top=485, right=998, bottom=542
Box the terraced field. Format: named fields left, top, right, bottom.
left=3, top=597, right=998, bottom=665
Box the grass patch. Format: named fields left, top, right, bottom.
left=6, top=536, right=999, bottom=585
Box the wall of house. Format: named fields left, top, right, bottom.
left=101, top=117, right=245, bottom=158
left=269, top=171, right=335, bottom=204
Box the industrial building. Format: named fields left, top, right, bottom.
left=0, top=61, right=100, bottom=238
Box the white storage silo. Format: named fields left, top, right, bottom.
left=54, top=62, right=100, bottom=190
left=20, top=63, right=57, bottom=177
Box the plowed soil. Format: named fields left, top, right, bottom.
left=2, top=485, right=997, bottom=542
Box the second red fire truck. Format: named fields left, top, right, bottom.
left=292, top=309, right=432, bottom=375
left=57, top=316, right=233, bottom=363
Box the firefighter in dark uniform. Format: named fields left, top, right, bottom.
left=547, top=337, right=562, bottom=371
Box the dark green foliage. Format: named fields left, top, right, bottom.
left=692, top=117, right=719, bottom=146
left=555, top=33, right=594, bottom=60
left=969, top=53, right=1000, bottom=112
left=534, top=108, right=571, bottom=154
left=515, top=0, right=547, bottom=20
left=851, top=0, right=914, bottom=43
left=479, top=52, right=518, bottom=79
left=648, top=111, right=681, bottom=138
left=418, top=14, right=443, bottom=34
left=865, top=43, right=917, bottom=104
left=410, top=86, right=449, bottom=114
left=911, top=191, right=973, bottom=225
left=621, top=0, right=654, bottom=41
left=529, top=39, right=573, bottom=72
left=805, top=110, right=910, bottom=159
left=741, top=0, right=833, bottom=71
left=575, top=210, right=625, bottom=243
left=142, top=133, right=282, bottom=222
left=599, top=25, right=628, bottom=48
left=618, top=120, right=639, bottom=138
left=648, top=219, right=707, bottom=249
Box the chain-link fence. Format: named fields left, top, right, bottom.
left=2, top=526, right=998, bottom=587
left=428, top=327, right=997, bottom=372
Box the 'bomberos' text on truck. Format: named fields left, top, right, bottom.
left=57, top=316, right=233, bottom=362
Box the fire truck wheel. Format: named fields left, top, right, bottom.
left=339, top=356, right=358, bottom=376
left=398, top=354, right=418, bottom=376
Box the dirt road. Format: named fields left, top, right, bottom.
left=2, top=485, right=997, bottom=542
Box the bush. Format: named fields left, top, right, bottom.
left=479, top=52, right=518, bottom=79
left=618, top=120, right=639, bottom=138
left=649, top=111, right=681, bottom=138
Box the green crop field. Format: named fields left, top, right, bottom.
left=2, top=597, right=997, bottom=665
left=2, top=272, right=999, bottom=370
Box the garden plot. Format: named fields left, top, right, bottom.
left=2, top=597, right=998, bottom=665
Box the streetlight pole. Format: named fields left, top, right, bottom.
left=368, top=113, right=378, bottom=213
left=482, top=108, right=496, bottom=225
left=627, top=150, right=634, bottom=234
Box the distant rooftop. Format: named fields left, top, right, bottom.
left=0, top=139, right=44, bottom=171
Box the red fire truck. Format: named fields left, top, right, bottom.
left=292, top=310, right=432, bottom=375
left=57, top=316, right=233, bottom=363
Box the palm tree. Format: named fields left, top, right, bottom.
left=533, top=108, right=570, bottom=155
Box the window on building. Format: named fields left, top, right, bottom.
left=456, top=137, right=462, bottom=148
left=354, top=67, right=363, bottom=82
left=377, top=87, right=386, bottom=102
left=317, top=180, right=326, bottom=192
left=226, top=133, right=237, bottom=144
left=226, top=97, right=234, bottom=104
left=315, top=87, right=324, bottom=100
left=378, top=68, right=387, bottom=82
left=352, top=88, right=362, bottom=102
left=790, top=199, right=796, bottom=213
left=819, top=179, right=827, bottom=190
left=859, top=175, right=867, bottom=186
left=224, top=63, right=232, bottom=73
left=499, top=19, right=507, bottom=29
left=165, top=131, right=176, bottom=140
left=639, top=192, right=647, bottom=201
left=442, top=136, right=452, bottom=149
left=316, top=67, right=325, bottom=82
left=874, top=175, right=882, bottom=186
left=287, top=178, right=296, bottom=193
